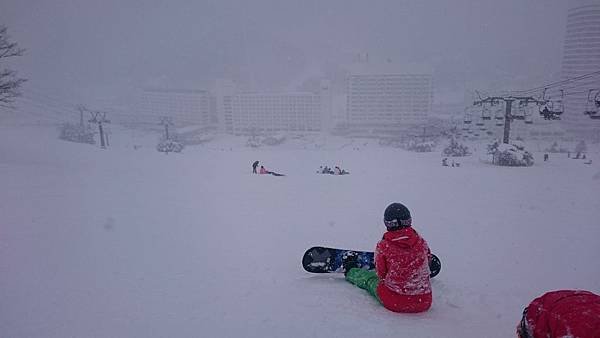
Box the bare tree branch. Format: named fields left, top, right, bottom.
left=0, top=25, right=26, bottom=106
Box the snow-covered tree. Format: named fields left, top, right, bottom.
left=157, top=138, right=184, bottom=153
left=487, top=139, right=534, bottom=167
left=246, top=135, right=261, bottom=148
left=442, top=138, right=470, bottom=157
left=405, top=140, right=436, bottom=152
left=58, top=123, right=95, bottom=144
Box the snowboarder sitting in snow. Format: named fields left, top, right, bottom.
left=343, top=203, right=432, bottom=313
left=259, top=165, right=285, bottom=177
left=516, top=290, right=600, bottom=338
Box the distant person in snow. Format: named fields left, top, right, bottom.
left=343, top=203, right=433, bottom=313
left=516, top=290, right=600, bottom=338
left=252, top=160, right=260, bottom=174
left=334, top=166, right=342, bottom=175
left=259, top=165, right=285, bottom=177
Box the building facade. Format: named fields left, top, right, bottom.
left=139, top=88, right=212, bottom=126
left=214, top=80, right=331, bottom=135
left=561, top=0, right=600, bottom=139
left=346, top=64, right=433, bottom=136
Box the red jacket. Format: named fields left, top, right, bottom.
left=374, top=227, right=432, bottom=313
left=520, top=290, right=600, bottom=338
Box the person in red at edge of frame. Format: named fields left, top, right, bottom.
left=517, top=289, right=600, bottom=338
left=342, top=202, right=432, bottom=313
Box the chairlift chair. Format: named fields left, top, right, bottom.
left=494, top=109, right=504, bottom=120
left=475, top=120, right=485, bottom=127
left=463, top=113, right=472, bottom=125
left=538, top=88, right=563, bottom=120
left=481, top=106, right=491, bottom=120
left=584, top=89, right=600, bottom=117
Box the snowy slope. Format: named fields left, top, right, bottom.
left=1, top=125, right=599, bottom=338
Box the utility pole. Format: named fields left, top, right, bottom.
left=473, top=96, right=545, bottom=144
left=159, top=116, right=174, bottom=140
left=89, top=111, right=110, bottom=148
left=77, top=105, right=86, bottom=128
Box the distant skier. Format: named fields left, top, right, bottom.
left=517, top=290, right=600, bottom=338
left=343, top=203, right=432, bottom=313
left=252, top=160, right=260, bottom=174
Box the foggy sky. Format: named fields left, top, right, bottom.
left=1, top=0, right=569, bottom=106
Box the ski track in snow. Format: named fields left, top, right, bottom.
left=1, top=125, right=599, bottom=338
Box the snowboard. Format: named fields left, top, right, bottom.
left=302, top=246, right=441, bottom=278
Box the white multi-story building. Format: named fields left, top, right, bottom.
left=139, top=88, right=212, bottom=126
left=214, top=80, right=332, bottom=135
left=561, top=0, right=600, bottom=139
left=346, top=63, right=433, bottom=135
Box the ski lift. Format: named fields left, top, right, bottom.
left=539, top=89, right=564, bottom=120
left=496, top=117, right=504, bottom=126
left=481, top=105, right=491, bottom=120
left=494, top=108, right=504, bottom=120
left=510, top=101, right=526, bottom=120
left=463, top=111, right=472, bottom=124
left=475, top=119, right=484, bottom=127
left=554, top=90, right=565, bottom=114
left=524, top=106, right=533, bottom=124
left=584, top=89, right=599, bottom=117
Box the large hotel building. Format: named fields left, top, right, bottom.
left=215, top=80, right=332, bottom=135
left=561, top=0, right=600, bottom=139
left=345, top=63, right=433, bottom=136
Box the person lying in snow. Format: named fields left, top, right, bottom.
left=333, top=166, right=349, bottom=175
left=516, top=290, right=600, bottom=338
left=259, top=165, right=285, bottom=176
left=343, top=203, right=432, bottom=313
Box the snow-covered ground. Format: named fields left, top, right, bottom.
left=1, top=124, right=599, bottom=338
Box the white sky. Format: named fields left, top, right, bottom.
left=1, top=0, right=570, bottom=104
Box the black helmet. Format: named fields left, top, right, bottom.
left=383, top=203, right=412, bottom=230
